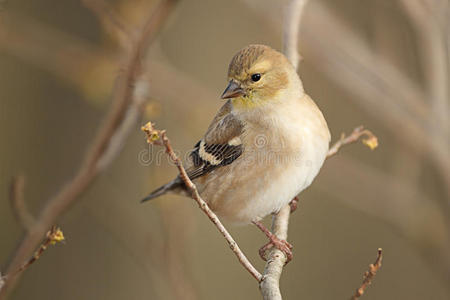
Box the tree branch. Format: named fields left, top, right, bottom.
left=141, top=123, right=263, bottom=282
left=350, top=248, right=383, bottom=300
left=0, top=226, right=65, bottom=293
left=260, top=3, right=381, bottom=298
left=260, top=1, right=309, bottom=298
left=0, top=1, right=178, bottom=297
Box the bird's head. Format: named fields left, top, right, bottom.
left=221, top=44, right=302, bottom=109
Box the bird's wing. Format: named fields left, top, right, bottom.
left=187, top=100, right=244, bottom=180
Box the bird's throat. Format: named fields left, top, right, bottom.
left=231, top=95, right=262, bottom=111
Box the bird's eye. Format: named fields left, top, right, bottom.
left=251, top=73, right=261, bottom=82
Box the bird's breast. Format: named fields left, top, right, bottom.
left=197, top=95, right=330, bottom=224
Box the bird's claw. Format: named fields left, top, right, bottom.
left=258, top=235, right=293, bottom=264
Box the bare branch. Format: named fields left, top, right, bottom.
left=141, top=123, right=263, bottom=282
left=260, top=1, right=309, bottom=299
left=0, top=226, right=65, bottom=294
left=9, top=176, right=35, bottom=230
left=0, top=1, right=178, bottom=298
left=351, top=248, right=383, bottom=300
left=13, top=226, right=65, bottom=278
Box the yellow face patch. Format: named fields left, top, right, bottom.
left=231, top=95, right=259, bottom=110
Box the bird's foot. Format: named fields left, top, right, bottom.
left=258, top=236, right=293, bottom=263
left=289, top=196, right=299, bottom=213
left=252, top=221, right=293, bottom=263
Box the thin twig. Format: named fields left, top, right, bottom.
left=141, top=123, right=263, bottom=282
left=0, top=226, right=64, bottom=293
left=13, top=226, right=65, bottom=277
left=351, top=248, right=383, bottom=300
left=0, top=1, right=178, bottom=298
left=9, top=175, right=35, bottom=230
left=327, top=126, right=378, bottom=158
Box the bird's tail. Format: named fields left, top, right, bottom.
left=141, top=177, right=183, bottom=203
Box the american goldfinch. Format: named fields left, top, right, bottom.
left=142, top=44, right=330, bottom=260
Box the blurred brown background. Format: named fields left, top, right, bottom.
left=0, top=0, right=448, bottom=299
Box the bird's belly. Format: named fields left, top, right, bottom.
left=197, top=137, right=328, bottom=224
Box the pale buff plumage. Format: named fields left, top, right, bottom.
left=142, top=44, right=330, bottom=225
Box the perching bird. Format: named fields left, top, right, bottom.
left=142, top=44, right=330, bottom=261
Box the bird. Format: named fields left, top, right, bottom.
left=142, top=44, right=330, bottom=261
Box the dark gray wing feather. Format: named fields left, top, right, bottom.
left=188, top=140, right=243, bottom=180
left=186, top=100, right=244, bottom=180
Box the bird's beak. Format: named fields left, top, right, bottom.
left=221, top=80, right=245, bottom=99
